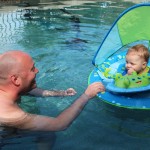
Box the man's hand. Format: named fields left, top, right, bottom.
left=65, top=88, right=77, bottom=96
left=84, top=82, right=105, bottom=99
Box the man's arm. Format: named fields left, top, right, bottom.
left=15, top=82, right=104, bottom=131
left=28, top=87, right=77, bottom=97
left=21, top=93, right=90, bottom=131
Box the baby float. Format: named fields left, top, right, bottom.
left=88, top=3, right=150, bottom=109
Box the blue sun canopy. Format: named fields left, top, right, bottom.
left=93, top=3, right=150, bottom=66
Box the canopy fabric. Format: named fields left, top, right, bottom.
left=93, top=3, right=150, bottom=66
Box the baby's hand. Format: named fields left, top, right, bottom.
left=65, top=88, right=77, bottom=96
left=127, top=68, right=135, bottom=75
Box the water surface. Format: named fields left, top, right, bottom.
left=1, top=0, right=150, bottom=150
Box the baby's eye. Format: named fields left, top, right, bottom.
left=130, top=63, right=135, bottom=65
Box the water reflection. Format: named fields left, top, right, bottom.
left=104, top=103, right=150, bottom=138
left=0, top=128, right=56, bottom=150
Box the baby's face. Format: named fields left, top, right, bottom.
left=125, top=52, right=146, bottom=75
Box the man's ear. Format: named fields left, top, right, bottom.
left=10, top=75, right=20, bottom=86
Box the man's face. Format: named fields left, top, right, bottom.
left=20, top=55, right=39, bottom=93
left=125, top=52, right=146, bottom=74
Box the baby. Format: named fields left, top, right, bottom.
left=98, top=44, right=150, bottom=92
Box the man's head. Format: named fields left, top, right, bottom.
left=0, top=50, right=39, bottom=94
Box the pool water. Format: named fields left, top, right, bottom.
left=1, top=0, right=150, bottom=150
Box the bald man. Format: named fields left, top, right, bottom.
left=0, top=50, right=105, bottom=131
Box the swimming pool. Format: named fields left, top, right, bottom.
left=1, top=0, right=150, bottom=150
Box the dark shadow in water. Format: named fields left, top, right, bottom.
left=0, top=127, right=56, bottom=150
left=103, top=102, right=150, bottom=138
left=60, top=8, right=88, bottom=45
left=104, top=102, right=150, bottom=121
left=22, top=9, right=33, bottom=21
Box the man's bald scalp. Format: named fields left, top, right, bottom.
left=0, top=50, right=29, bottom=82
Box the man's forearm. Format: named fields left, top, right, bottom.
left=42, top=90, right=67, bottom=97
left=54, top=93, right=90, bottom=130
left=28, top=88, right=67, bottom=97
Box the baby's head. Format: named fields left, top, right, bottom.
left=126, top=44, right=150, bottom=74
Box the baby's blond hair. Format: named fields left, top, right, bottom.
left=127, top=44, right=150, bottom=63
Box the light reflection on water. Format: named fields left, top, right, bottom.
left=1, top=0, right=150, bottom=150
